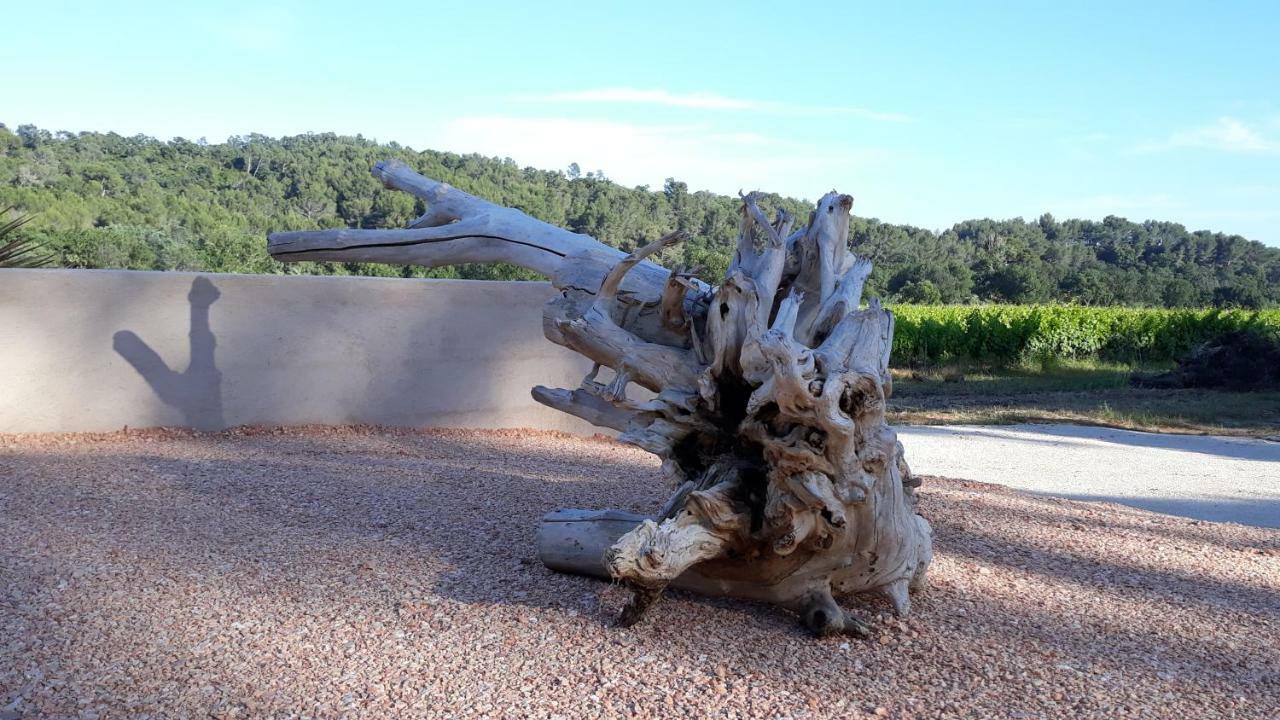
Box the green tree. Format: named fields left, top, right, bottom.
left=0, top=124, right=1274, bottom=308
left=896, top=279, right=943, bottom=304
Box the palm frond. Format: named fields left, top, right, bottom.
left=0, top=207, right=53, bottom=268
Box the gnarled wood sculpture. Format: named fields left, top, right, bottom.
left=268, top=160, right=932, bottom=636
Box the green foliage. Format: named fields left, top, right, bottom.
left=0, top=123, right=1277, bottom=308
left=892, top=304, right=1280, bottom=366
left=895, top=279, right=943, bottom=304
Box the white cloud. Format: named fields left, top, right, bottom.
left=1140, top=116, right=1278, bottom=154
left=1055, top=192, right=1182, bottom=218
left=433, top=115, right=886, bottom=198
left=534, top=87, right=911, bottom=122
left=544, top=88, right=757, bottom=110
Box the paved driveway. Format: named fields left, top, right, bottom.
left=898, top=424, right=1280, bottom=528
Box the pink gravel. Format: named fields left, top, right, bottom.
left=1, top=426, right=1277, bottom=719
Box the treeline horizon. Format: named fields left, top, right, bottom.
left=2, top=123, right=1278, bottom=309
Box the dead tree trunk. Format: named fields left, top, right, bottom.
left=269, top=161, right=932, bottom=636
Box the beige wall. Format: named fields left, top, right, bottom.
left=0, top=269, right=600, bottom=433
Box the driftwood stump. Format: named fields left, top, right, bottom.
left=268, top=161, right=932, bottom=635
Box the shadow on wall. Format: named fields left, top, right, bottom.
left=112, top=277, right=225, bottom=430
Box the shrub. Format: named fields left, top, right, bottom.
left=1132, top=330, right=1280, bottom=391
left=891, top=304, right=1280, bottom=366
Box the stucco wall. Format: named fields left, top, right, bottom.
left=0, top=269, right=601, bottom=433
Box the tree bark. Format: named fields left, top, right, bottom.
left=269, top=161, right=933, bottom=636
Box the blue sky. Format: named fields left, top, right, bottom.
left=4, top=1, right=1279, bottom=244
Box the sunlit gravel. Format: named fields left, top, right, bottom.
left=2, top=427, right=1277, bottom=719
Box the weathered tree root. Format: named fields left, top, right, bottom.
left=615, top=582, right=666, bottom=629
left=269, top=162, right=934, bottom=638
left=794, top=589, right=871, bottom=638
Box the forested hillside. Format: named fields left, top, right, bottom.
left=2, top=124, right=1278, bottom=308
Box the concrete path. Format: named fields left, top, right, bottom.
left=898, top=424, right=1280, bottom=528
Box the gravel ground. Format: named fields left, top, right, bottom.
left=2, top=426, right=1277, bottom=719
left=899, top=424, right=1280, bottom=528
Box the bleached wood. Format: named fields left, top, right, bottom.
left=270, top=161, right=933, bottom=638
left=270, top=160, right=637, bottom=280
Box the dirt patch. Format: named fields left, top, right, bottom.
left=890, top=387, right=1280, bottom=437
left=2, top=427, right=1277, bottom=718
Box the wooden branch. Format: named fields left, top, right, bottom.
left=604, top=481, right=748, bottom=608
left=267, top=218, right=567, bottom=277
left=793, top=192, right=855, bottom=344
left=553, top=309, right=702, bottom=395
left=596, top=231, right=687, bottom=309
left=741, top=192, right=784, bottom=249
left=545, top=231, right=705, bottom=398
left=372, top=159, right=489, bottom=227
left=746, top=201, right=789, bottom=330
left=728, top=194, right=761, bottom=277
left=809, top=255, right=874, bottom=343
left=816, top=300, right=894, bottom=375
left=530, top=386, right=637, bottom=432
left=270, top=161, right=933, bottom=638
left=658, top=267, right=700, bottom=334
left=705, top=272, right=761, bottom=380
left=268, top=161, right=651, bottom=282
